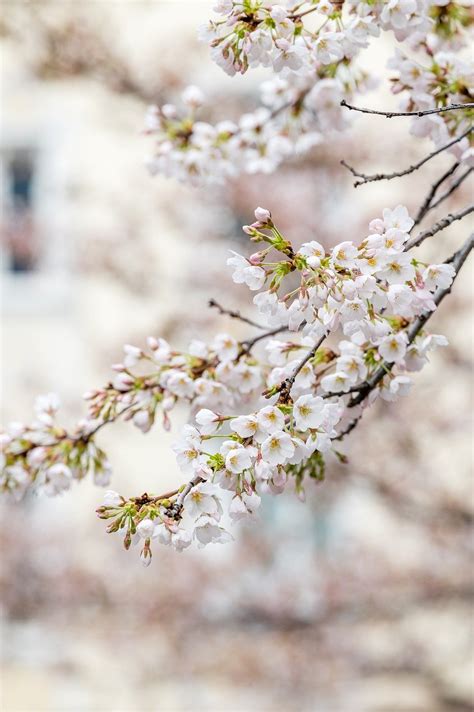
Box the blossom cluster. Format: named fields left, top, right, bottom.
left=145, top=0, right=472, bottom=184
left=389, top=45, right=473, bottom=164
left=201, top=0, right=431, bottom=78
left=97, top=391, right=340, bottom=564
left=144, top=69, right=366, bottom=183
left=233, top=205, right=452, bottom=384
left=2, top=200, right=458, bottom=564
left=85, top=330, right=264, bottom=435
left=94, top=203, right=453, bottom=565
left=1, top=394, right=111, bottom=501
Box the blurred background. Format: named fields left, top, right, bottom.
left=0, top=2, right=473, bottom=711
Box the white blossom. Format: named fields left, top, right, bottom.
left=261, top=430, right=295, bottom=466
left=293, top=395, right=326, bottom=431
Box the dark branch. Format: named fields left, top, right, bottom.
left=208, top=298, right=266, bottom=329
left=240, top=325, right=288, bottom=355
left=428, top=168, right=473, bottom=213
left=340, top=99, right=474, bottom=118
left=333, top=414, right=363, bottom=441
left=341, top=128, right=472, bottom=188
left=76, top=403, right=136, bottom=441
left=405, top=205, right=474, bottom=251
left=412, top=161, right=460, bottom=228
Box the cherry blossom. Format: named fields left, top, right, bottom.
left=1, top=1, right=472, bottom=566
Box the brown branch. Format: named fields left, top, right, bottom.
left=340, top=99, right=474, bottom=118
left=341, top=128, right=473, bottom=188
left=153, top=487, right=179, bottom=501
left=240, top=325, right=288, bottom=355
left=208, top=298, right=267, bottom=329
left=347, top=234, right=473, bottom=408
left=412, top=161, right=460, bottom=228
left=428, top=168, right=473, bottom=212
left=333, top=414, right=363, bottom=441
left=73, top=403, right=136, bottom=442
left=405, top=205, right=474, bottom=251
left=289, top=5, right=319, bottom=19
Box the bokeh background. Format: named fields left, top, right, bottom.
left=1, top=2, right=473, bottom=711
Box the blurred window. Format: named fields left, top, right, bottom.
left=1, top=150, right=39, bottom=272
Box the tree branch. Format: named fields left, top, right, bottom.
left=405, top=205, right=474, bottom=251
left=333, top=414, right=363, bottom=441
left=240, top=325, right=288, bottom=355
left=412, top=161, right=460, bottom=228
left=428, top=168, right=473, bottom=213
left=341, top=128, right=472, bottom=188
left=340, top=99, right=474, bottom=118
left=165, top=474, right=204, bottom=518
left=208, top=298, right=267, bottom=329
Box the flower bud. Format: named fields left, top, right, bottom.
left=102, top=490, right=123, bottom=507
left=137, top=518, right=155, bottom=539
left=249, top=251, right=265, bottom=265
left=254, top=206, right=272, bottom=224
left=113, top=373, right=134, bottom=391
left=140, top=546, right=152, bottom=567
left=161, top=104, right=177, bottom=119
left=182, top=85, right=205, bottom=108
left=133, top=410, right=152, bottom=434
left=147, top=336, right=159, bottom=350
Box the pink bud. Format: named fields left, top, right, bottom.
left=111, top=363, right=126, bottom=372
left=249, top=251, right=264, bottom=265
left=113, top=373, right=134, bottom=391
left=147, top=336, right=159, bottom=350
left=254, top=206, right=271, bottom=222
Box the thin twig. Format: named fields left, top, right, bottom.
left=277, top=334, right=326, bottom=402
left=240, top=325, right=288, bottom=355
left=428, top=168, right=473, bottom=212
left=290, top=5, right=319, bottom=19
left=152, top=487, right=179, bottom=502
left=208, top=298, right=266, bottom=329
left=341, top=128, right=473, bottom=188
left=412, top=161, right=460, bottom=228
left=347, top=234, right=473, bottom=408
left=74, top=403, right=136, bottom=441
left=340, top=99, right=474, bottom=118
left=333, top=414, right=363, bottom=441
left=405, top=205, right=474, bottom=251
